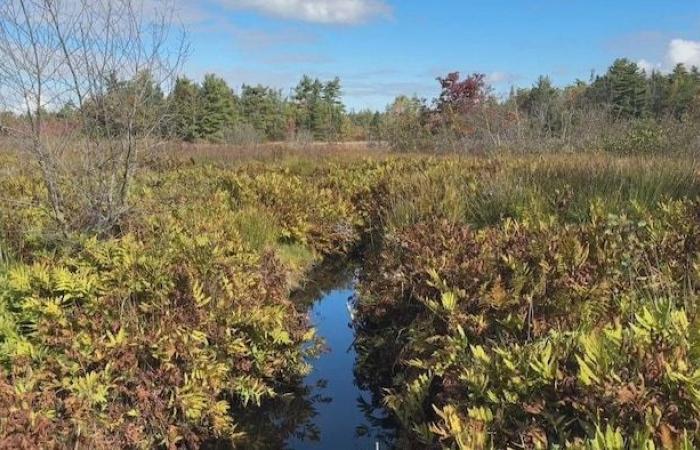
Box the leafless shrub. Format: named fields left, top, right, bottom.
left=289, top=129, right=315, bottom=152
left=223, top=122, right=263, bottom=147
left=0, top=0, right=187, bottom=234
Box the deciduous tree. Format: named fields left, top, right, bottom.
left=0, top=0, right=186, bottom=233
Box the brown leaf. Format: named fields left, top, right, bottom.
left=616, top=384, right=637, bottom=405
left=523, top=400, right=545, bottom=415
left=659, top=423, right=675, bottom=449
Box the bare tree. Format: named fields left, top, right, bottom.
left=0, top=0, right=186, bottom=233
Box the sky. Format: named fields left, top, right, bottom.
left=174, top=0, right=700, bottom=111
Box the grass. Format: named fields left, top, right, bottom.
left=164, top=140, right=385, bottom=166
left=232, top=206, right=282, bottom=251
left=377, top=153, right=700, bottom=232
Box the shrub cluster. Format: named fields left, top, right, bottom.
left=1, top=152, right=699, bottom=448
left=0, top=160, right=369, bottom=448
left=355, top=194, right=700, bottom=448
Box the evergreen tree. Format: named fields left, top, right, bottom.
left=606, top=58, right=648, bottom=118
left=292, top=75, right=323, bottom=133
left=667, top=64, right=699, bottom=119
left=198, top=74, right=237, bottom=141
left=369, top=111, right=383, bottom=143
left=292, top=75, right=345, bottom=141
left=239, top=84, right=287, bottom=140
left=129, top=71, right=165, bottom=133
left=520, top=76, right=562, bottom=134
left=86, top=70, right=165, bottom=137
left=347, top=109, right=383, bottom=141
left=169, top=77, right=201, bottom=141
left=646, top=70, right=669, bottom=119
left=320, top=77, right=345, bottom=141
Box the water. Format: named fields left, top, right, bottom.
left=222, top=264, right=396, bottom=450
left=286, top=276, right=394, bottom=450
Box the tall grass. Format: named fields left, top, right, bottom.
left=379, top=153, right=700, bottom=232
left=165, top=140, right=385, bottom=166
left=232, top=206, right=281, bottom=251
left=0, top=239, right=9, bottom=269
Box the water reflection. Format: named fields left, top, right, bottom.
left=288, top=284, right=390, bottom=450
left=226, top=382, right=327, bottom=450
left=232, top=258, right=397, bottom=450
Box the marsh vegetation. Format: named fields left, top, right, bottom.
left=1, top=1, right=700, bottom=449
left=2, top=150, right=699, bottom=449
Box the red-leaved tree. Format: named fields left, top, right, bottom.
left=428, top=72, right=490, bottom=143
left=436, top=72, right=488, bottom=114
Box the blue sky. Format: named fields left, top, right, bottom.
left=176, top=0, right=700, bottom=111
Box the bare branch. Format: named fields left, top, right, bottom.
left=0, top=0, right=187, bottom=234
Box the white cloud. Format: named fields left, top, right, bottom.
left=668, top=39, right=700, bottom=68
left=633, top=38, right=700, bottom=75
left=637, top=58, right=662, bottom=74
left=219, top=0, right=391, bottom=24
left=485, top=71, right=521, bottom=85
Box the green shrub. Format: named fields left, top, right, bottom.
left=603, top=120, right=668, bottom=155
left=1, top=150, right=698, bottom=448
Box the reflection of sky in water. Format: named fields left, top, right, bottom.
left=287, top=284, right=392, bottom=450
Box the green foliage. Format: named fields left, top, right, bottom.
left=603, top=58, right=648, bottom=119
left=238, top=84, right=288, bottom=140
left=381, top=58, right=700, bottom=155
left=198, top=74, right=238, bottom=141
left=515, top=76, right=572, bottom=136
left=383, top=95, right=432, bottom=152
left=164, top=74, right=352, bottom=144
left=169, top=77, right=202, bottom=141
left=603, top=120, right=669, bottom=155
left=667, top=64, right=700, bottom=119
left=84, top=70, right=166, bottom=137
left=1, top=151, right=699, bottom=448
left=292, top=75, right=345, bottom=141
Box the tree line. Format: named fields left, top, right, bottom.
left=3, top=57, right=699, bottom=151
left=101, top=57, right=700, bottom=149
left=383, top=58, right=700, bottom=153
left=514, top=59, right=700, bottom=127
left=166, top=74, right=348, bottom=143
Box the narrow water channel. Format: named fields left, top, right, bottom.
left=286, top=270, right=395, bottom=450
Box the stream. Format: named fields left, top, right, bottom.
left=224, top=262, right=397, bottom=450
left=286, top=268, right=395, bottom=450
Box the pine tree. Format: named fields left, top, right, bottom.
left=239, top=84, right=287, bottom=140
left=292, top=75, right=322, bottom=133
left=320, top=77, right=345, bottom=141
left=667, top=64, right=699, bottom=119
left=198, top=74, right=237, bottom=141
left=169, top=77, right=201, bottom=141
left=606, top=58, right=647, bottom=118
left=521, top=76, right=562, bottom=134
left=292, top=75, right=345, bottom=141
left=369, top=111, right=382, bottom=143
left=646, top=70, right=669, bottom=119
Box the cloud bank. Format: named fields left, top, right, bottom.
left=220, top=0, right=392, bottom=24
left=636, top=38, right=700, bottom=74
left=668, top=39, right=700, bottom=68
